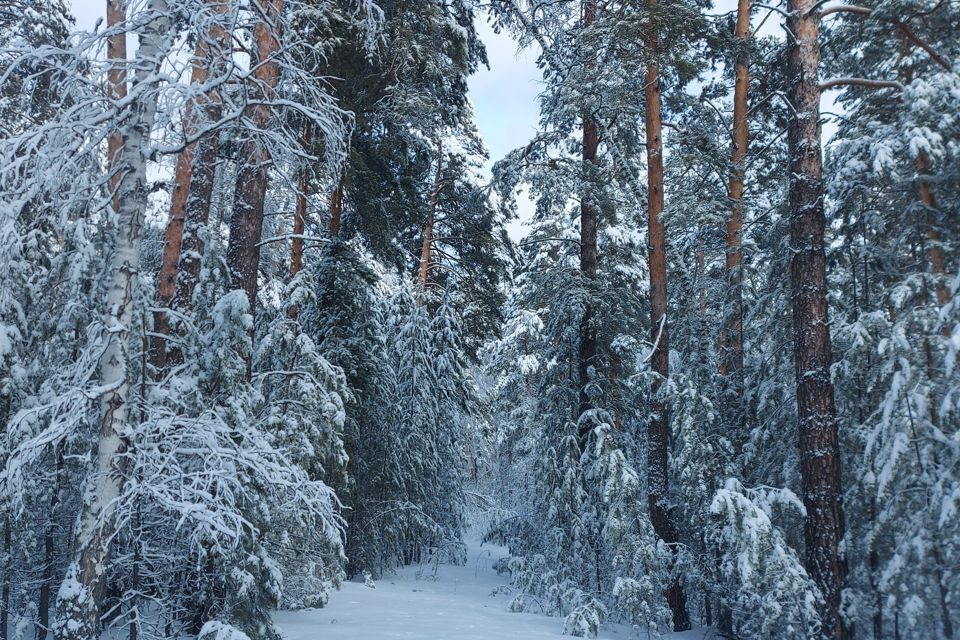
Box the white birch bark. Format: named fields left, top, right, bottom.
left=54, top=0, right=175, bottom=636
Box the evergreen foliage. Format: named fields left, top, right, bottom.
left=0, top=0, right=958, bottom=638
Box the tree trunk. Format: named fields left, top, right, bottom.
left=226, top=0, right=284, bottom=319
left=916, top=153, right=950, bottom=309
left=291, top=124, right=313, bottom=278
left=128, top=497, right=141, bottom=640
left=286, top=125, right=313, bottom=321
left=643, top=2, right=691, bottom=630
left=176, top=129, right=221, bottom=307
left=576, top=0, right=600, bottom=447
left=785, top=1, right=848, bottom=638
left=153, top=0, right=229, bottom=366
left=417, top=149, right=445, bottom=287
left=106, top=0, right=127, bottom=214
left=36, top=446, right=64, bottom=640
left=1, top=515, right=9, bottom=640
left=716, top=3, right=751, bottom=631
left=914, top=153, right=955, bottom=640
left=721, top=0, right=749, bottom=435
left=54, top=1, right=172, bottom=637
left=329, top=183, right=343, bottom=237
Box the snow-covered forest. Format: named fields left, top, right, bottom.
left=0, top=0, right=957, bottom=638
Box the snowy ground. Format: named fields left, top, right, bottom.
left=274, top=536, right=717, bottom=640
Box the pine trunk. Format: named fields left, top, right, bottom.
left=916, top=153, right=950, bottom=309
left=36, top=446, right=64, bottom=640
left=153, top=0, right=229, bottom=365
left=177, top=128, right=221, bottom=306
left=329, top=183, right=343, bottom=237
left=291, top=124, right=313, bottom=278
left=54, top=1, right=172, bottom=637
left=914, top=152, right=955, bottom=640
left=226, top=0, right=284, bottom=318
left=418, top=150, right=445, bottom=287
left=785, top=1, right=847, bottom=637
left=577, top=0, right=599, bottom=445
left=644, top=2, right=691, bottom=630
left=721, top=0, right=749, bottom=433
left=286, top=126, right=313, bottom=321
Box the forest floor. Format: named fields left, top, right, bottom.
left=273, top=534, right=716, bottom=640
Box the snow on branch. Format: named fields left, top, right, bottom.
left=819, top=77, right=904, bottom=92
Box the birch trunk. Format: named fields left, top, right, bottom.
left=106, top=0, right=127, bottom=214
left=643, top=0, right=691, bottom=629
left=54, top=0, right=173, bottom=636
left=785, top=1, right=848, bottom=637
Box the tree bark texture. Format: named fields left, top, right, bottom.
left=291, top=124, right=313, bottom=278
left=417, top=149, right=445, bottom=287
left=577, top=0, right=600, bottom=446
left=106, top=0, right=127, bottom=214
left=785, top=1, right=848, bottom=637
left=916, top=153, right=950, bottom=309
left=329, top=183, right=343, bottom=237
left=153, top=0, right=229, bottom=365
left=226, top=0, right=284, bottom=315
left=36, top=446, right=64, bottom=640
left=55, top=0, right=173, bottom=636
left=721, top=0, right=749, bottom=419
left=644, top=1, right=691, bottom=630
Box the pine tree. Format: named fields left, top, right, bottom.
left=785, top=1, right=848, bottom=636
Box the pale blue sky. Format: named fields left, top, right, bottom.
left=466, top=18, right=542, bottom=241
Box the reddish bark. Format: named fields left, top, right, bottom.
left=286, top=126, right=313, bottom=322
left=226, top=0, right=284, bottom=319
left=577, top=0, right=600, bottom=445
left=916, top=153, right=950, bottom=309
left=721, top=0, right=749, bottom=408
left=154, top=0, right=228, bottom=366
left=418, top=149, right=445, bottom=287
left=291, top=124, right=313, bottom=278
left=329, top=183, right=343, bottom=237
left=785, top=1, right=848, bottom=637
left=177, top=127, right=221, bottom=306
left=644, top=0, right=691, bottom=629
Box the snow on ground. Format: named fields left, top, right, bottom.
left=274, top=536, right=717, bottom=640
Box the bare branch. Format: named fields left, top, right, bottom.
left=819, top=77, right=904, bottom=92
left=818, top=3, right=871, bottom=17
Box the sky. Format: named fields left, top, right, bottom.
left=71, top=0, right=103, bottom=32
left=466, top=17, right=542, bottom=242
